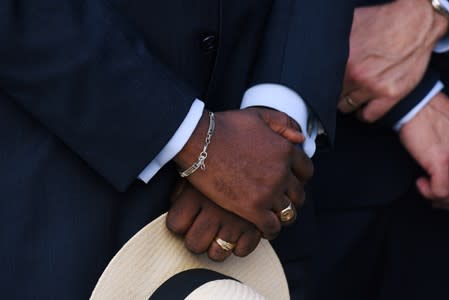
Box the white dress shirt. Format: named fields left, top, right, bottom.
left=139, top=33, right=449, bottom=183
left=138, top=84, right=315, bottom=183
left=138, top=99, right=204, bottom=182
left=138, top=81, right=444, bottom=182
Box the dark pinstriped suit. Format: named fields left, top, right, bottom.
left=0, top=0, right=355, bottom=298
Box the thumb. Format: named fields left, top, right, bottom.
left=258, top=109, right=305, bottom=144
left=273, top=126, right=305, bottom=144
left=416, top=176, right=433, bottom=199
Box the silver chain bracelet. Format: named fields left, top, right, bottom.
left=179, top=112, right=215, bottom=178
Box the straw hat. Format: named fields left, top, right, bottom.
left=90, top=213, right=290, bottom=300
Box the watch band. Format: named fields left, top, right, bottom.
left=431, top=0, right=449, bottom=19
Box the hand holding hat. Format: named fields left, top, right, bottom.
left=90, top=213, right=290, bottom=300
left=167, top=180, right=262, bottom=262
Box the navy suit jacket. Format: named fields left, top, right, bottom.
left=272, top=1, right=449, bottom=297
left=308, top=1, right=446, bottom=210
left=0, top=0, right=355, bottom=298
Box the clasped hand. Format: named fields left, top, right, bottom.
left=169, top=107, right=313, bottom=260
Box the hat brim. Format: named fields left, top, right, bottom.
left=90, top=213, right=290, bottom=300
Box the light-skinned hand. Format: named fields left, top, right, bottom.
left=339, top=0, right=448, bottom=122
left=399, top=92, right=449, bottom=209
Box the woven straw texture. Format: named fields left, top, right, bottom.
left=90, top=213, right=290, bottom=300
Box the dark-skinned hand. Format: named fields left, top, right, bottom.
left=167, top=180, right=262, bottom=262
left=173, top=107, right=313, bottom=240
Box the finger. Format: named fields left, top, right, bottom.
left=184, top=209, right=220, bottom=255
left=166, top=187, right=201, bottom=235
left=261, top=110, right=305, bottom=144
left=429, top=164, right=449, bottom=200
left=272, top=195, right=297, bottom=227
left=341, top=70, right=358, bottom=96
left=291, top=146, right=314, bottom=182
left=356, top=97, right=395, bottom=123
left=278, top=128, right=305, bottom=144
left=272, top=194, right=292, bottom=213
left=285, top=173, right=306, bottom=208
left=256, top=211, right=282, bottom=241
left=338, top=89, right=372, bottom=114
left=208, top=226, right=242, bottom=262
left=234, top=228, right=262, bottom=257
left=416, top=177, right=435, bottom=200
left=341, top=57, right=378, bottom=96
left=360, top=53, right=431, bottom=122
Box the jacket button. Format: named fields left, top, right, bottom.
left=200, top=35, right=218, bottom=53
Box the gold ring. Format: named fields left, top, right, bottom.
left=277, top=202, right=296, bottom=223
left=215, top=238, right=236, bottom=252
left=345, top=95, right=357, bottom=108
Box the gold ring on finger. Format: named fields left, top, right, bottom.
left=215, top=238, right=236, bottom=252
left=277, top=202, right=296, bottom=223
left=345, top=95, right=357, bottom=108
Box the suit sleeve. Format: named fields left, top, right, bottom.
left=355, top=0, right=391, bottom=7
left=249, top=0, right=355, bottom=142
left=0, top=0, right=197, bottom=191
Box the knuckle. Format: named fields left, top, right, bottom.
left=362, top=78, right=382, bottom=94
left=347, top=64, right=366, bottom=83
left=184, top=238, right=206, bottom=254
left=209, top=255, right=226, bottom=262
left=278, top=138, right=293, bottom=156
left=234, top=231, right=261, bottom=257
left=165, top=215, right=188, bottom=235
left=289, top=185, right=305, bottom=208
left=252, top=183, right=284, bottom=207
left=249, top=187, right=269, bottom=206
left=208, top=248, right=227, bottom=262
left=382, top=84, right=398, bottom=99
left=234, top=246, right=251, bottom=257
left=261, top=219, right=281, bottom=240
left=361, top=109, right=377, bottom=124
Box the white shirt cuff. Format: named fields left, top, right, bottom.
left=394, top=81, right=444, bottom=131
left=435, top=36, right=449, bottom=53
left=434, top=0, right=449, bottom=53
left=138, top=99, right=205, bottom=183
left=241, top=84, right=316, bottom=157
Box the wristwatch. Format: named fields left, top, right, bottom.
left=431, top=0, right=449, bottom=19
